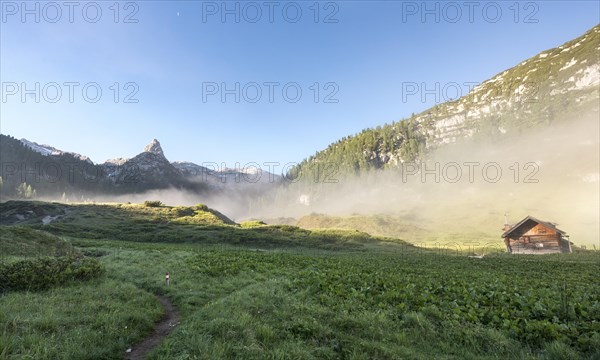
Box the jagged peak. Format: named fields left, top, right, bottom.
left=144, top=139, right=164, bottom=156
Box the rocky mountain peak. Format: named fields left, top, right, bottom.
left=144, top=139, right=164, bottom=156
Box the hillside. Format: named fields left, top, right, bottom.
left=0, top=201, right=236, bottom=240
left=296, top=213, right=427, bottom=242
left=0, top=134, right=109, bottom=197
left=0, top=200, right=411, bottom=251
left=0, top=226, right=76, bottom=261
left=295, top=24, right=600, bottom=174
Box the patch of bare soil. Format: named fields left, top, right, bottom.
left=124, top=295, right=180, bottom=360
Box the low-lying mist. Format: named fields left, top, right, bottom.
left=38, top=112, right=599, bottom=248
left=247, top=112, right=599, bottom=248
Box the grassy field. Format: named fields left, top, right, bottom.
left=0, top=226, right=76, bottom=263
left=1, top=201, right=599, bottom=359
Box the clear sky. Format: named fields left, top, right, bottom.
left=1, top=1, right=598, bottom=167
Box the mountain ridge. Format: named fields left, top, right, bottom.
left=0, top=135, right=281, bottom=199
left=19, top=138, right=92, bottom=164
left=294, top=24, right=600, bottom=174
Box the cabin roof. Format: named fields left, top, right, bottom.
left=501, top=215, right=567, bottom=238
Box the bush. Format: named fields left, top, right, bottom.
left=81, top=249, right=110, bottom=257
left=240, top=220, right=267, bottom=228
left=544, top=341, right=581, bottom=360
left=70, top=258, right=105, bottom=281
left=195, top=203, right=209, bottom=211
left=0, top=256, right=105, bottom=292
left=144, top=200, right=163, bottom=207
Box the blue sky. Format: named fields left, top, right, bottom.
left=1, top=1, right=598, bottom=167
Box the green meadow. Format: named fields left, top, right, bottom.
left=1, top=201, right=598, bottom=359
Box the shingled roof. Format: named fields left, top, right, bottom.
left=501, top=216, right=567, bottom=238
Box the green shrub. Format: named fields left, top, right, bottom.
left=0, top=256, right=105, bottom=293
left=174, top=207, right=195, bottom=217
left=143, top=200, right=163, bottom=207
left=70, top=258, right=105, bottom=281
left=81, top=249, right=110, bottom=257
left=240, top=220, right=267, bottom=228
left=544, top=340, right=581, bottom=360
left=195, top=203, right=209, bottom=211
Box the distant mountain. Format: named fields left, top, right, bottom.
left=295, top=24, right=600, bottom=174
left=1, top=134, right=108, bottom=199
left=172, top=160, right=283, bottom=189
left=101, top=139, right=185, bottom=189
left=172, top=161, right=213, bottom=177
left=19, top=138, right=92, bottom=163
left=0, top=136, right=280, bottom=199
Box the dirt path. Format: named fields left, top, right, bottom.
left=125, top=295, right=180, bottom=360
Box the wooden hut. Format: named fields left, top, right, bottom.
left=502, top=216, right=572, bottom=254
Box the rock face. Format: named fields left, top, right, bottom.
left=144, top=139, right=164, bottom=157
left=172, top=161, right=212, bottom=177
left=102, top=140, right=182, bottom=189
left=419, top=25, right=599, bottom=149
left=104, top=157, right=128, bottom=166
